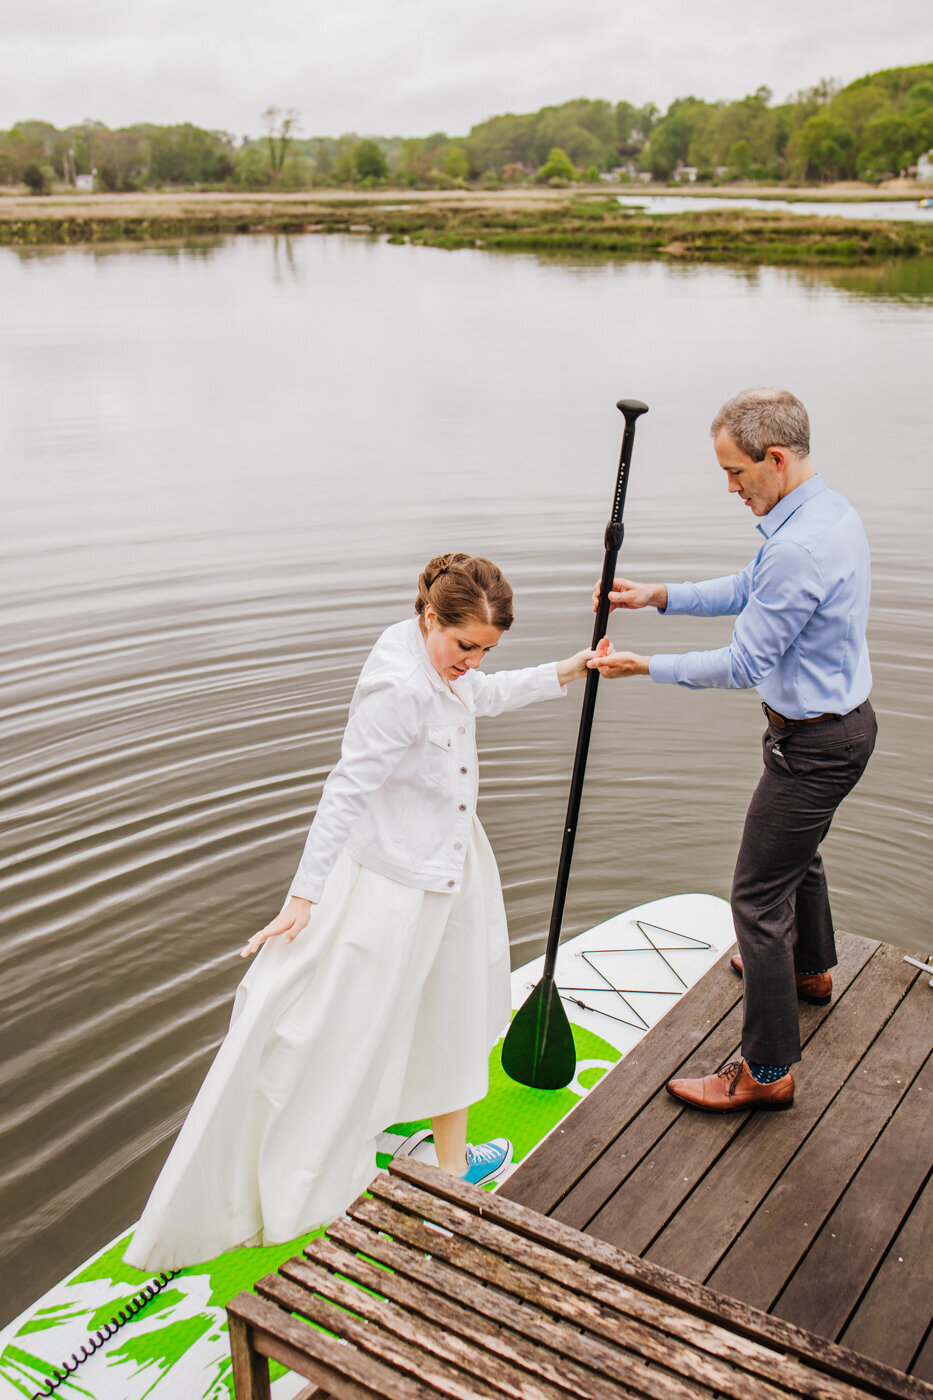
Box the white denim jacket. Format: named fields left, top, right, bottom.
left=289, top=617, right=566, bottom=902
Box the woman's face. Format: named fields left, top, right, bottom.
left=423, top=606, right=504, bottom=683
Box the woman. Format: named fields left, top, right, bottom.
left=125, top=553, right=590, bottom=1272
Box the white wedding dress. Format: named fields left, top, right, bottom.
left=124, top=819, right=510, bottom=1273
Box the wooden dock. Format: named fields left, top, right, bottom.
left=500, top=931, right=933, bottom=1385
left=229, top=1155, right=932, bottom=1400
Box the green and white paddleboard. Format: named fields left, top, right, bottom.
left=0, top=893, right=733, bottom=1400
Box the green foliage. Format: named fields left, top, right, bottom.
left=728, top=139, right=752, bottom=179
left=633, top=64, right=933, bottom=184
left=234, top=145, right=272, bottom=189
left=262, top=106, right=299, bottom=175
left=537, top=147, right=576, bottom=182
left=95, top=128, right=145, bottom=190
left=467, top=99, right=621, bottom=176
left=615, top=100, right=657, bottom=152
left=0, top=124, right=50, bottom=184
left=355, top=138, right=388, bottom=181
left=646, top=101, right=698, bottom=178
left=332, top=136, right=360, bottom=184
left=5, top=197, right=933, bottom=273
left=443, top=144, right=470, bottom=180
left=22, top=161, right=47, bottom=194
left=1, top=62, right=931, bottom=196
left=789, top=114, right=853, bottom=181
left=148, top=124, right=235, bottom=185
left=280, top=154, right=313, bottom=190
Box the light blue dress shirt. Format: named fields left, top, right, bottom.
left=647, top=476, right=872, bottom=719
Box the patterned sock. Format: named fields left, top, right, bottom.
left=798, top=967, right=829, bottom=976
left=747, top=1060, right=789, bottom=1083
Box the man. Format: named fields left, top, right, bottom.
left=589, top=387, right=876, bottom=1112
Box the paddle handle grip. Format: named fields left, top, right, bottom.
left=542, top=399, right=648, bottom=980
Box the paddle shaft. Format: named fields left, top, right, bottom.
left=542, top=399, right=648, bottom=980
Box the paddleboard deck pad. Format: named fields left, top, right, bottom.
left=0, top=893, right=733, bottom=1400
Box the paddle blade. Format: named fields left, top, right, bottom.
left=501, top=977, right=577, bottom=1089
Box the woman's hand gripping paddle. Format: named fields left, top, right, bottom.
left=502, top=399, right=649, bottom=1089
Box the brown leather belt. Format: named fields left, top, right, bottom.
left=762, top=702, right=841, bottom=730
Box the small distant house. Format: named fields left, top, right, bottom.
left=674, top=165, right=698, bottom=183
left=918, top=151, right=933, bottom=185
left=75, top=174, right=94, bottom=192
left=636, top=170, right=653, bottom=183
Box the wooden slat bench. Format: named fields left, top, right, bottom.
left=226, top=1155, right=933, bottom=1400
left=499, top=932, right=933, bottom=1383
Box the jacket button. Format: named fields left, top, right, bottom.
left=447, top=879, right=455, bottom=887
left=454, top=841, right=462, bottom=850
left=460, top=766, right=468, bottom=774
left=458, top=803, right=467, bottom=811
left=458, top=726, right=466, bottom=734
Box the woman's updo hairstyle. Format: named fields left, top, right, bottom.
left=415, top=553, right=514, bottom=633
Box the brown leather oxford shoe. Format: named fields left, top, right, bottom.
left=730, top=953, right=832, bottom=1005
left=667, top=1058, right=795, bottom=1113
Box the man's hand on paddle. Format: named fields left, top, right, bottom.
left=241, top=896, right=313, bottom=957
left=592, top=577, right=668, bottom=614
left=587, top=636, right=650, bottom=678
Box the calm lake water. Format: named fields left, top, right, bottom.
left=1, top=234, right=931, bottom=1324
left=616, top=193, right=933, bottom=221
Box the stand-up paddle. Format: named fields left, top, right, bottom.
left=502, top=397, right=649, bottom=1089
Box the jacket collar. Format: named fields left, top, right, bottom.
left=406, top=616, right=451, bottom=694
left=757, top=473, right=825, bottom=539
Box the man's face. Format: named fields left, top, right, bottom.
left=714, top=430, right=784, bottom=517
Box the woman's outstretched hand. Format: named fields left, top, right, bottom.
left=556, top=648, right=596, bottom=685
left=240, top=896, right=313, bottom=957
left=586, top=636, right=651, bottom=678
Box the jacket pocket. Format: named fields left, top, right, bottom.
left=424, top=727, right=453, bottom=789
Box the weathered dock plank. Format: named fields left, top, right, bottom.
left=501, top=933, right=932, bottom=1385
left=532, top=933, right=873, bottom=1243
left=497, top=946, right=744, bottom=1217
left=709, top=973, right=931, bottom=1309
left=663, top=941, right=921, bottom=1292
left=773, top=1048, right=931, bottom=1339
left=229, top=1158, right=933, bottom=1400
left=839, top=1164, right=933, bottom=1373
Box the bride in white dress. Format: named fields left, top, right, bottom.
left=124, top=552, right=591, bottom=1273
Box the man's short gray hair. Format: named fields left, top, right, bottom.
left=710, top=388, right=810, bottom=462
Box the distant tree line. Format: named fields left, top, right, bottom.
left=640, top=67, right=933, bottom=182
left=2, top=64, right=931, bottom=194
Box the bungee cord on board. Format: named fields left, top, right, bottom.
left=557, top=921, right=713, bottom=1031
left=29, top=1269, right=180, bottom=1400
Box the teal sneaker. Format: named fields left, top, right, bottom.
left=462, top=1138, right=513, bottom=1186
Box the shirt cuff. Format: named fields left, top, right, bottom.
left=661, top=583, right=693, bottom=615
left=549, top=661, right=568, bottom=696
left=288, top=876, right=322, bottom=904
left=648, top=654, right=679, bottom=684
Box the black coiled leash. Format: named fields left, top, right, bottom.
left=29, top=1269, right=180, bottom=1399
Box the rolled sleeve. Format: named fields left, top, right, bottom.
left=663, top=563, right=754, bottom=618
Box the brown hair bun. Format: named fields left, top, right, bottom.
left=415, top=553, right=514, bottom=632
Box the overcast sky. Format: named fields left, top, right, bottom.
left=3, top=0, right=932, bottom=139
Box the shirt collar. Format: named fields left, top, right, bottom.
left=756, top=473, right=825, bottom=539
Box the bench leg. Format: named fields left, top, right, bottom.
left=228, top=1313, right=273, bottom=1400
